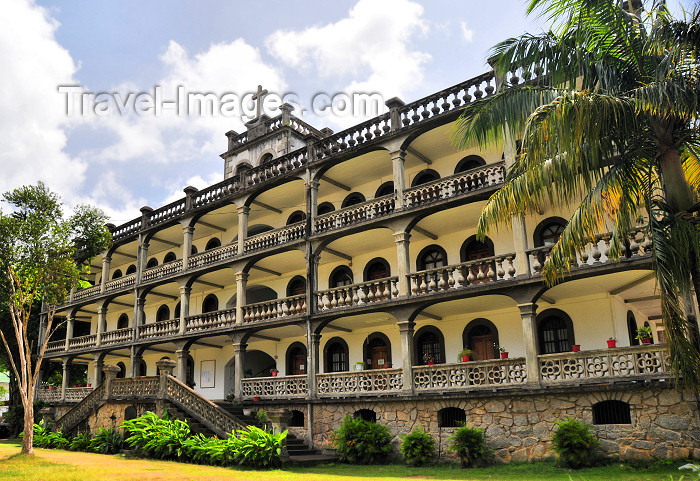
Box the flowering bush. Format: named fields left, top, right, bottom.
left=331, top=415, right=393, bottom=464
left=21, top=420, right=69, bottom=449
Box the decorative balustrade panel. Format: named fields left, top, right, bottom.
left=73, top=285, right=100, bottom=301
left=398, top=72, right=496, bottom=129
left=316, top=114, right=392, bottom=160
left=46, top=340, right=65, bottom=354
left=185, top=308, right=236, bottom=333
left=528, top=226, right=652, bottom=275
left=64, top=387, right=93, bottom=403
left=68, top=334, right=97, bottom=350
left=413, top=359, right=527, bottom=390
left=317, top=277, right=399, bottom=311
left=138, top=319, right=180, bottom=339
left=101, top=327, right=133, bottom=346
left=105, top=273, right=136, bottom=292
left=241, top=375, right=308, bottom=399
left=314, top=194, right=396, bottom=233
left=36, top=388, right=62, bottom=402
left=110, top=377, right=160, bottom=398
left=409, top=255, right=516, bottom=296
left=147, top=199, right=186, bottom=227
left=142, top=260, right=183, bottom=282
left=193, top=176, right=239, bottom=209
left=404, top=162, right=505, bottom=208
left=111, top=218, right=141, bottom=243
left=317, top=368, right=403, bottom=396
left=166, top=376, right=245, bottom=435
left=539, top=345, right=670, bottom=382
left=57, top=383, right=106, bottom=431
left=188, top=244, right=237, bottom=269
left=243, top=295, right=306, bottom=322
left=244, top=222, right=305, bottom=252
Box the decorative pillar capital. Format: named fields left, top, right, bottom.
left=237, top=205, right=251, bottom=216
left=182, top=225, right=194, bottom=235
left=233, top=341, right=248, bottom=354
left=393, top=231, right=411, bottom=244
left=389, top=149, right=406, bottom=162
left=102, top=254, right=112, bottom=263
left=179, top=285, right=192, bottom=296
left=517, top=303, right=538, bottom=317
left=235, top=271, right=249, bottom=283
left=397, top=320, right=416, bottom=333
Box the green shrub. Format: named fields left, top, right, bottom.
left=88, top=427, right=123, bottom=454
left=69, top=431, right=92, bottom=451
left=120, top=411, right=190, bottom=459
left=550, top=417, right=600, bottom=469
left=182, top=426, right=287, bottom=468
left=331, top=415, right=393, bottom=465
left=400, top=427, right=435, bottom=466
left=21, top=419, right=69, bottom=449
left=448, top=425, right=489, bottom=468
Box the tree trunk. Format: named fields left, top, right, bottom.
left=659, top=145, right=694, bottom=213
left=22, top=398, right=34, bottom=455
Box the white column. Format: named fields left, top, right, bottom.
left=96, top=305, right=107, bottom=347
left=65, top=313, right=75, bottom=350
left=100, top=254, right=111, bottom=293
left=307, top=179, right=319, bottom=232
left=179, top=286, right=191, bottom=334
left=398, top=321, right=415, bottom=393
left=176, top=347, right=189, bottom=384
left=235, top=272, right=248, bottom=324
left=182, top=223, right=194, bottom=270
left=394, top=231, right=411, bottom=297
left=390, top=150, right=406, bottom=208
left=233, top=341, right=247, bottom=400
left=512, top=214, right=530, bottom=276
left=237, top=205, right=250, bottom=255
left=518, top=303, right=540, bottom=384
left=306, top=330, right=321, bottom=399
left=60, top=358, right=70, bottom=402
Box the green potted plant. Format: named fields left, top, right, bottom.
left=607, top=337, right=617, bottom=348
left=636, top=326, right=654, bottom=345
left=354, top=361, right=366, bottom=371
left=495, top=344, right=508, bottom=359
left=458, top=348, right=473, bottom=362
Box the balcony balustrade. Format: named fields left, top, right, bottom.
left=138, top=319, right=180, bottom=340
left=243, top=221, right=305, bottom=252
left=317, top=277, right=399, bottom=312
left=413, top=358, right=527, bottom=390
left=188, top=243, right=237, bottom=269
left=242, top=295, right=306, bottom=323
left=104, top=273, right=136, bottom=292
left=101, top=327, right=133, bottom=346
left=185, top=308, right=236, bottom=333
left=316, top=368, right=404, bottom=397
left=36, top=387, right=92, bottom=403
left=403, top=162, right=505, bottom=208
left=67, top=334, right=96, bottom=350
left=141, top=259, right=183, bottom=282
left=314, top=194, right=395, bottom=234
left=73, top=285, right=99, bottom=302
left=409, top=254, right=516, bottom=296
left=46, top=339, right=66, bottom=354
left=241, top=375, right=307, bottom=399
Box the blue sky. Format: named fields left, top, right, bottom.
left=0, top=0, right=693, bottom=225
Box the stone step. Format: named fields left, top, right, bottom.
left=286, top=454, right=339, bottom=466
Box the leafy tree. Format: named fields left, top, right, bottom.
left=0, top=182, right=111, bottom=454
left=455, top=0, right=700, bottom=384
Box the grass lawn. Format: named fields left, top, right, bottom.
left=0, top=439, right=693, bottom=481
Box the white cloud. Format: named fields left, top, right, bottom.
left=265, top=0, right=431, bottom=102
left=460, top=21, right=474, bottom=42
left=0, top=0, right=86, bottom=199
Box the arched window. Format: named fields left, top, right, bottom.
left=156, top=305, right=170, bottom=323
left=534, top=217, right=568, bottom=247
left=317, top=202, right=335, bottom=215
left=163, top=252, right=177, bottom=263
left=353, top=409, right=377, bottom=423
left=236, top=163, right=252, bottom=177
left=627, top=311, right=639, bottom=346
left=438, top=407, right=466, bottom=428
left=411, top=169, right=440, bottom=187
left=455, top=155, right=486, bottom=174
left=415, top=326, right=445, bottom=364
left=363, top=258, right=390, bottom=281
left=460, top=236, right=495, bottom=262
left=592, top=400, right=631, bottom=425
left=537, top=309, right=575, bottom=354
left=329, top=266, right=354, bottom=287
left=124, top=405, right=138, bottom=420
left=117, top=314, right=129, bottom=330
left=462, top=319, right=499, bottom=360
left=111, top=269, right=122, bottom=280
left=290, top=410, right=305, bottom=427
left=116, top=362, right=127, bottom=379
left=287, top=276, right=306, bottom=296
left=205, top=238, right=221, bottom=251
left=202, top=294, right=219, bottom=313
left=287, top=210, right=306, bottom=225
left=125, top=264, right=137, bottom=275
left=342, top=192, right=366, bottom=208
left=191, top=245, right=198, bottom=255
left=136, top=359, right=147, bottom=377
left=174, top=302, right=181, bottom=319
left=146, top=258, right=158, bottom=269
left=325, top=337, right=349, bottom=373
left=286, top=342, right=307, bottom=375
left=260, top=153, right=274, bottom=164
left=375, top=181, right=394, bottom=198
left=363, top=333, right=391, bottom=369
left=417, top=245, right=448, bottom=271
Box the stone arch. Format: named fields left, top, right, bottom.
left=462, top=318, right=500, bottom=360
left=257, top=150, right=276, bottom=166
left=353, top=409, right=377, bottom=423
left=414, top=325, right=445, bottom=364
left=146, top=258, right=158, bottom=269
left=156, top=304, right=170, bottom=323
left=111, top=269, right=123, bottom=280
left=116, top=361, right=127, bottom=379
left=437, top=407, right=466, bottom=427
left=226, top=285, right=278, bottom=308
left=536, top=308, right=575, bottom=354
left=627, top=310, right=639, bottom=346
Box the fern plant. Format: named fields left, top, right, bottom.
left=550, top=417, right=600, bottom=468
left=400, top=427, right=435, bottom=466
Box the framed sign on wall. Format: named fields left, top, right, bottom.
left=200, top=360, right=216, bottom=388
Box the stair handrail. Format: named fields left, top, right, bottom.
left=55, top=382, right=106, bottom=432
left=165, top=375, right=246, bottom=437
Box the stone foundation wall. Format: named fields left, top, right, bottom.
left=267, top=386, right=700, bottom=462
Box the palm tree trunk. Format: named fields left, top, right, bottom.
left=658, top=144, right=694, bottom=213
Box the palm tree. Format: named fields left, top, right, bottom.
left=454, top=0, right=700, bottom=384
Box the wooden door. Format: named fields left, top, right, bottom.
left=471, top=335, right=495, bottom=361
left=291, top=353, right=306, bottom=375
left=370, top=345, right=388, bottom=369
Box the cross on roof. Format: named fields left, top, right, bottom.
left=252, top=84, right=268, bottom=119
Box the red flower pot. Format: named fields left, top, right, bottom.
left=571, top=344, right=581, bottom=352
left=461, top=355, right=470, bottom=362
left=607, top=340, right=617, bottom=348
left=500, top=352, right=509, bottom=359
left=253, top=396, right=260, bottom=402
left=428, top=361, right=435, bottom=365
left=641, top=337, right=652, bottom=345
left=271, top=371, right=278, bottom=377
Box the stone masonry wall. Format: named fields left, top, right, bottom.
left=269, top=386, right=700, bottom=463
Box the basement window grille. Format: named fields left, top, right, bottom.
left=353, top=409, right=377, bottom=423
left=592, top=400, right=631, bottom=425
left=438, top=407, right=466, bottom=428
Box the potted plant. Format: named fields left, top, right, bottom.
left=495, top=345, right=508, bottom=359
left=253, top=395, right=260, bottom=402
left=458, top=348, right=472, bottom=362
left=423, top=353, right=436, bottom=365
left=270, top=368, right=278, bottom=377
left=636, top=326, right=654, bottom=345
left=607, top=337, right=617, bottom=348
left=354, top=361, right=366, bottom=371
left=571, top=344, right=581, bottom=352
